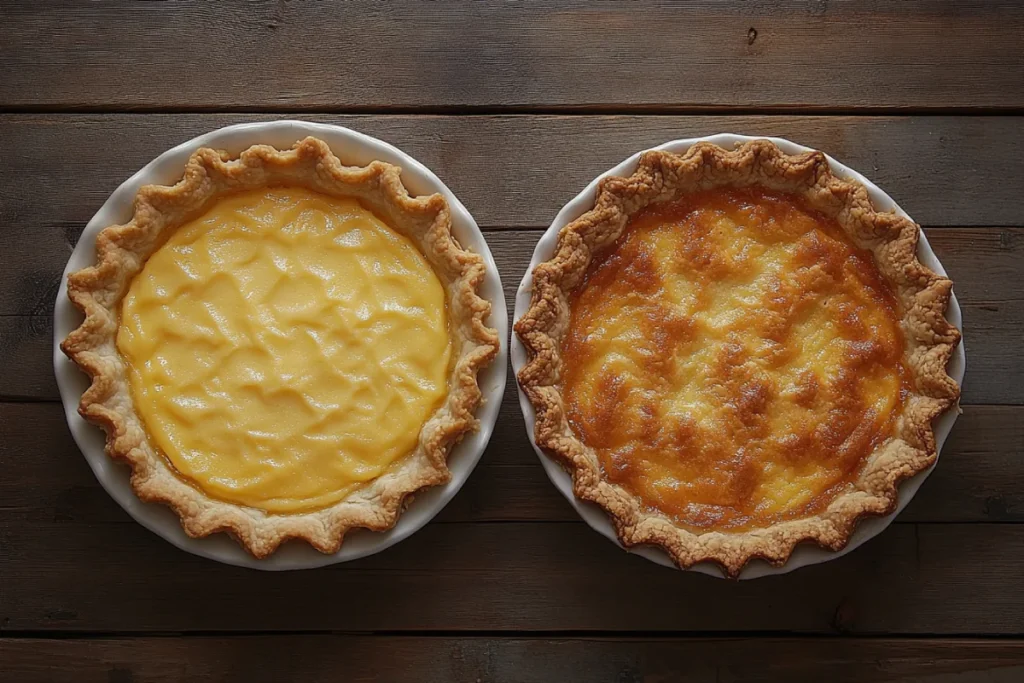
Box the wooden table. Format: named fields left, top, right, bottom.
left=2, top=2, right=1023, bottom=681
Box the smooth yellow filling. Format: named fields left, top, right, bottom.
left=118, top=187, right=451, bottom=513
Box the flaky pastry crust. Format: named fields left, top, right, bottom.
left=62, top=136, right=499, bottom=558
left=514, top=140, right=961, bottom=577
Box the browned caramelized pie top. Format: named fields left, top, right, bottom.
left=562, top=187, right=909, bottom=532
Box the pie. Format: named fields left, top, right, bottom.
left=515, top=140, right=961, bottom=576
left=62, top=137, right=499, bottom=557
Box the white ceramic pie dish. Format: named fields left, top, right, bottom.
left=511, top=133, right=966, bottom=580
left=53, top=120, right=509, bottom=570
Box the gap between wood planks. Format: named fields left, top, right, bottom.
left=2, top=105, right=1024, bottom=116
left=5, top=629, right=1024, bottom=639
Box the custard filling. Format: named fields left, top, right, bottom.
left=118, top=187, right=451, bottom=513
left=563, top=187, right=908, bottom=531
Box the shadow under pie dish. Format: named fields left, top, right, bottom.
left=61, top=135, right=500, bottom=559
left=514, top=138, right=962, bottom=577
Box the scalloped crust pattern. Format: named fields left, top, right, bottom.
left=62, top=137, right=499, bottom=558
left=514, top=140, right=960, bottom=577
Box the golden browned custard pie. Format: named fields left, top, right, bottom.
left=62, top=137, right=499, bottom=557
left=515, top=140, right=960, bottom=576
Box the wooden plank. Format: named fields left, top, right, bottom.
left=901, top=406, right=1024, bottom=523
left=2, top=636, right=1023, bottom=683
left=1, top=520, right=1023, bottom=633
left=1, top=116, right=1021, bottom=255
left=0, top=316, right=53, bottom=402
left=0, top=399, right=572, bottom=526
left=0, top=400, right=1020, bottom=527
left=2, top=1, right=1022, bottom=110
left=11, top=227, right=1023, bottom=404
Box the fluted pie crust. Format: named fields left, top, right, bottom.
left=62, top=137, right=499, bottom=558
left=514, top=140, right=960, bottom=577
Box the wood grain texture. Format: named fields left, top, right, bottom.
left=10, top=227, right=1022, bottom=404
left=0, top=401, right=1020, bottom=527
left=2, top=636, right=1023, bottom=683
left=2, top=117, right=1018, bottom=637
left=2, top=519, right=1023, bottom=633
left=2, top=115, right=1021, bottom=251
left=0, top=0, right=1021, bottom=667
left=2, top=1, right=1022, bottom=111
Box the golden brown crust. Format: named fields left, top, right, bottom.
left=62, top=137, right=499, bottom=558
left=514, top=140, right=961, bottom=577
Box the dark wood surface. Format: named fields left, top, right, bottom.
left=4, top=227, right=1023, bottom=404
left=1, top=1, right=1023, bottom=681
left=2, top=637, right=1023, bottom=683
left=3, top=1, right=1023, bottom=111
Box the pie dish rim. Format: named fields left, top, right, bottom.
left=53, top=121, right=508, bottom=570
left=511, top=133, right=965, bottom=579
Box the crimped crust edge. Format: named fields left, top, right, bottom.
left=62, top=137, right=500, bottom=558
left=514, top=140, right=961, bottom=577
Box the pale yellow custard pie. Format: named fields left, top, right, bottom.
left=118, top=188, right=452, bottom=513
left=515, top=140, right=960, bottom=576
left=63, top=138, right=498, bottom=557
